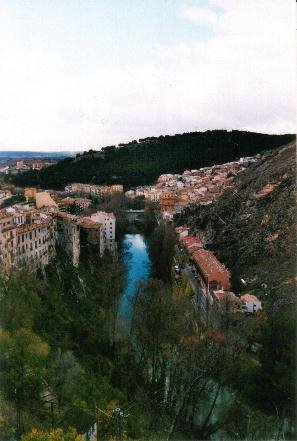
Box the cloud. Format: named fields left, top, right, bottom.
left=0, top=0, right=295, bottom=150
left=180, top=5, right=219, bottom=26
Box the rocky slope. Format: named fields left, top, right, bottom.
left=176, top=141, right=296, bottom=308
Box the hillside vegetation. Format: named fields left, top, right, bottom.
left=175, top=141, right=296, bottom=427
left=11, top=130, right=294, bottom=190
left=175, top=140, right=296, bottom=303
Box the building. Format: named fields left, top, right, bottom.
left=24, top=187, right=37, bottom=200
left=192, top=249, right=231, bottom=291
left=78, top=217, right=104, bottom=259
left=35, top=192, right=58, bottom=209
left=0, top=203, right=117, bottom=272
left=160, top=192, right=179, bottom=212
left=175, top=226, right=189, bottom=239
left=90, top=211, right=116, bottom=252
left=65, top=183, right=91, bottom=195
left=240, top=294, right=262, bottom=313
left=0, top=189, right=12, bottom=203
left=181, top=235, right=203, bottom=254
left=65, top=183, right=123, bottom=197
left=55, top=212, right=80, bottom=265
left=32, top=161, right=56, bottom=170
left=59, top=197, right=92, bottom=211
left=0, top=207, right=55, bottom=274
left=16, top=218, right=56, bottom=268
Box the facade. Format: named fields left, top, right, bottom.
left=192, top=249, right=231, bottom=291
left=16, top=219, right=56, bottom=268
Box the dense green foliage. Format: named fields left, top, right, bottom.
left=0, top=253, right=126, bottom=439
left=149, top=222, right=177, bottom=282
left=0, top=194, right=26, bottom=208
left=10, top=131, right=294, bottom=189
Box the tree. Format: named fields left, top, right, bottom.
left=0, top=271, right=43, bottom=332
left=149, top=222, right=177, bottom=282
left=21, top=427, right=83, bottom=441
left=142, top=201, right=157, bottom=234
left=0, top=329, right=49, bottom=437
left=67, top=202, right=83, bottom=216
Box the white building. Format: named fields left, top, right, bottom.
left=90, top=211, right=116, bottom=252
left=240, top=294, right=262, bottom=313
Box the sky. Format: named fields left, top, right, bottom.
left=0, top=0, right=295, bottom=151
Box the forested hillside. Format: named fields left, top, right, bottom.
left=11, top=131, right=294, bottom=189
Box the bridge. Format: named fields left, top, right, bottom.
left=123, top=209, right=144, bottom=222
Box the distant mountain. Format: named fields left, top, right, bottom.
left=0, top=151, right=75, bottom=160
left=10, top=130, right=295, bottom=190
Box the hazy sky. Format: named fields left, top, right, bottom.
left=0, top=0, right=295, bottom=151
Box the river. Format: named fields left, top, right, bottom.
left=119, top=233, right=151, bottom=320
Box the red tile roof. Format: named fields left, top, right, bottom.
left=192, top=249, right=231, bottom=290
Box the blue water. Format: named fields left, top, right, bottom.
left=120, top=233, right=151, bottom=319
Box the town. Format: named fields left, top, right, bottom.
left=0, top=158, right=58, bottom=176
left=0, top=153, right=263, bottom=319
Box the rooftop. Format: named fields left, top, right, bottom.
left=192, top=249, right=230, bottom=280
left=240, top=293, right=260, bottom=303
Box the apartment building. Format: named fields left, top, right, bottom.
left=0, top=207, right=55, bottom=274
left=90, top=211, right=116, bottom=252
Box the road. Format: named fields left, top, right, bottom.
left=182, top=264, right=209, bottom=312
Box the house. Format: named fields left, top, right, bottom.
left=240, top=294, right=262, bottom=313
left=175, top=226, right=189, bottom=239
left=191, top=249, right=231, bottom=291
left=181, top=235, right=203, bottom=254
